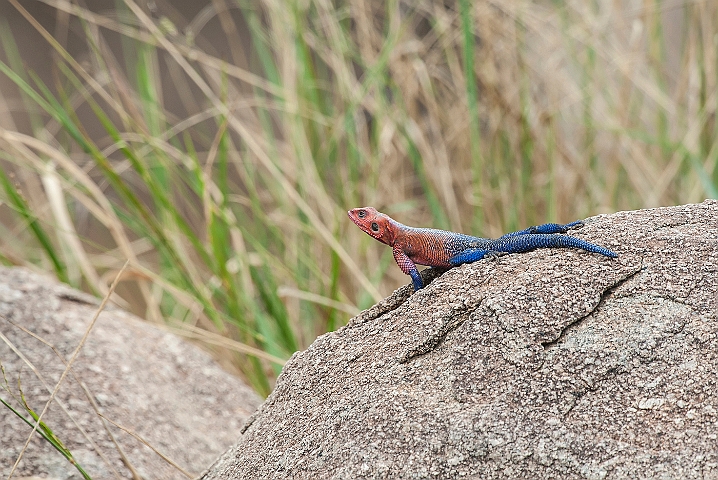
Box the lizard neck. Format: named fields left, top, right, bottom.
left=385, top=219, right=409, bottom=247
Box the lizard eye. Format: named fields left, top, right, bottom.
left=371, top=222, right=379, bottom=232
left=357, top=210, right=366, bottom=218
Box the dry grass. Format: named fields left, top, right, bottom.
left=0, top=0, right=715, bottom=394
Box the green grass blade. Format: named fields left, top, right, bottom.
left=0, top=167, right=68, bottom=282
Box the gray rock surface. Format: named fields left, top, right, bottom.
left=0, top=267, right=262, bottom=479
left=202, top=200, right=718, bottom=479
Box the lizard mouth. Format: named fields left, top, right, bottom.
left=347, top=210, right=360, bottom=225
left=347, top=211, right=371, bottom=233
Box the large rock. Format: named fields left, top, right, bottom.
left=0, top=267, right=262, bottom=479
left=202, top=200, right=718, bottom=479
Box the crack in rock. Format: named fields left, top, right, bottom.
left=541, top=262, right=643, bottom=350
left=398, top=308, right=473, bottom=364
left=347, top=267, right=449, bottom=327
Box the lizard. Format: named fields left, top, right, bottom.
left=348, top=207, right=618, bottom=291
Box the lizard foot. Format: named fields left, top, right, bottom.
left=484, top=250, right=508, bottom=262
left=564, top=220, right=584, bottom=231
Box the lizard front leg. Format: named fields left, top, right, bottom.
left=393, top=246, right=424, bottom=291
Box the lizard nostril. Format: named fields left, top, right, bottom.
left=358, top=210, right=366, bottom=218
left=371, top=222, right=379, bottom=231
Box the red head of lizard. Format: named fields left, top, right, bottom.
left=347, top=207, right=399, bottom=246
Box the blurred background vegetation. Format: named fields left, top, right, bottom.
left=0, top=0, right=715, bottom=395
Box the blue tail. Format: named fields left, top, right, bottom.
left=488, top=234, right=617, bottom=258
